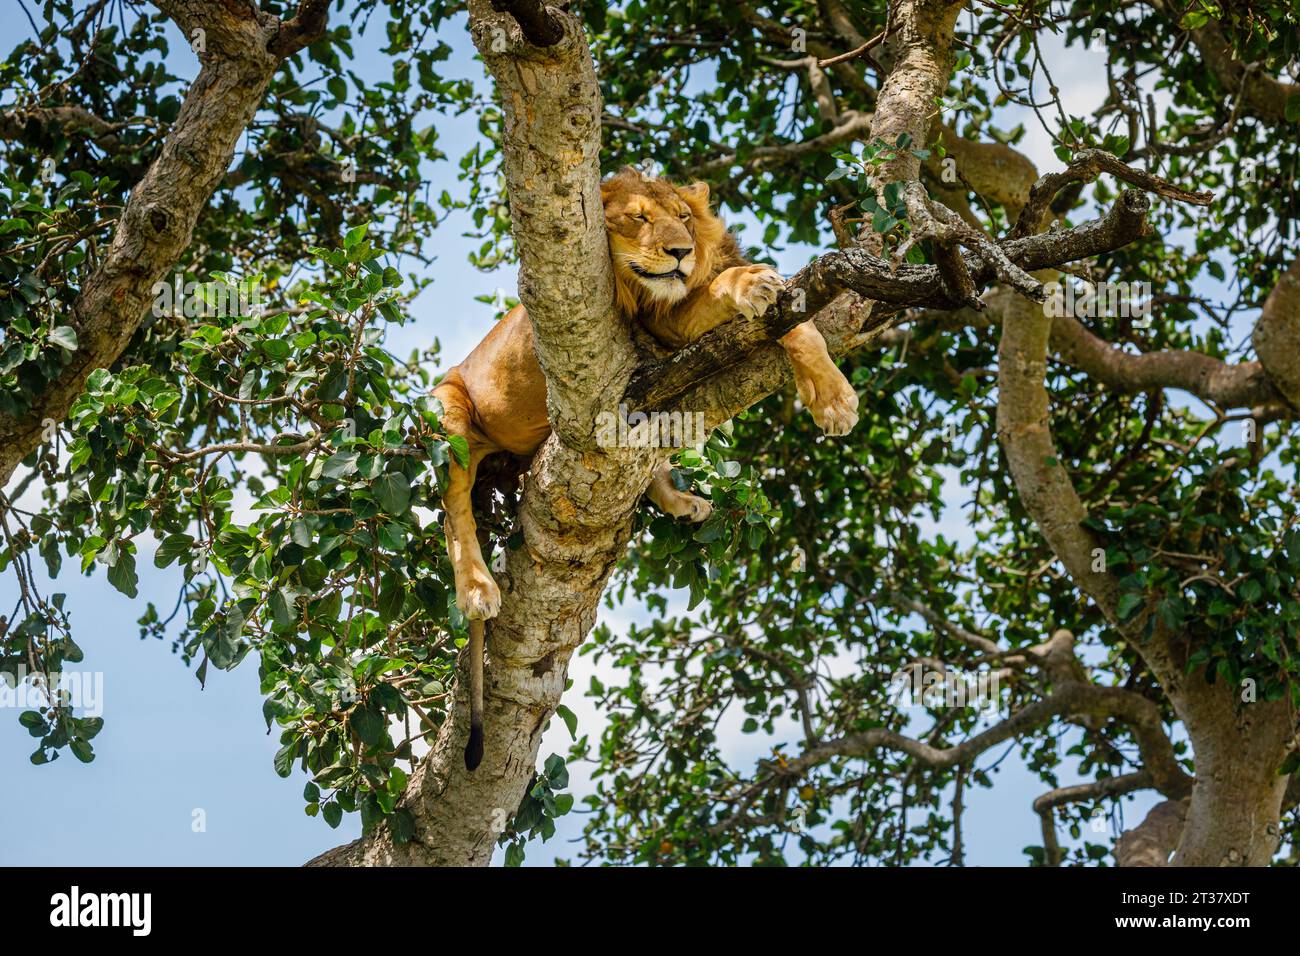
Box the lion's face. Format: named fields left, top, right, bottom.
left=601, top=170, right=726, bottom=315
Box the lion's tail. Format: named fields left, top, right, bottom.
left=464, top=618, right=485, bottom=771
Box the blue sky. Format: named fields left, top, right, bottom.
left=3, top=5, right=1256, bottom=866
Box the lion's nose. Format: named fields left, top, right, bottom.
left=666, top=247, right=693, bottom=263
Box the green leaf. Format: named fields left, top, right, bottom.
left=351, top=702, right=385, bottom=747
left=154, top=533, right=195, bottom=569
left=344, top=222, right=370, bottom=248
left=270, top=589, right=295, bottom=627
left=70, top=739, right=94, bottom=763
left=322, top=450, right=359, bottom=479
left=377, top=521, right=407, bottom=551
left=554, top=703, right=578, bottom=740
left=322, top=801, right=343, bottom=828
left=377, top=573, right=406, bottom=621
left=273, top=743, right=295, bottom=777
left=543, top=753, right=569, bottom=789
left=49, top=326, right=78, bottom=351
left=1117, top=591, right=1144, bottom=621
left=693, top=519, right=724, bottom=544
left=446, top=434, right=470, bottom=469
left=290, top=519, right=314, bottom=547
left=107, top=552, right=139, bottom=598
left=374, top=473, right=411, bottom=515
left=314, top=764, right=354, bottom=787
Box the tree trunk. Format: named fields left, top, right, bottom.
left=1170, top=682, right=1293, bottom=866
left=309, top=0, right=655, bottom=865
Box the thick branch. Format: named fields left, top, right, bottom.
left=1035, top=772, right=1152, bottom=866
left=994, top=286, right=1186, bottom=691
left=625, top=191, right=1153, bottom=416
left=0, top=106, right=144, bottom=153
left=867, top=0, right=966, bottom=184
left=1050, top=311, right=1279, bottom=409
left=267, top=0, right=332, bottom=56
left=1010, top=149, right=1213, bottom=239
left=1252, top=257, right=1300, bottom=410
left=881, top=286, right=1289, bottom=414
left=1114, top=799, right=1188, bottom=867
left=714, top=678, right=1190, bottom=836
left=994, top=256, right=1296, bottom=870
left=685, top=291, right=884, bottom=434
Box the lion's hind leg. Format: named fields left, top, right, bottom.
left=432, top=377, right=498, bottom=771
left=432, top=379, right=501, bottom=621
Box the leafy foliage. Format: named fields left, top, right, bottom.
left=2, top=0, right=1299, bottom=866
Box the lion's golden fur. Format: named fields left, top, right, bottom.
left=599, top=168, right=746, bottom=346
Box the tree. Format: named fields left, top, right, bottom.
left=1, top=0, right=1297, bottom=867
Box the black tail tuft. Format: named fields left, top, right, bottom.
left=464, top=722, right=484, bottom=771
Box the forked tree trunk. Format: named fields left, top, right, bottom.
left=998, top=275, right=1298, bottom=868
left=308, top=442, right=654, bottom=865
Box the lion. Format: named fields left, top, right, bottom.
left=433, top=167, right=859, bottom=769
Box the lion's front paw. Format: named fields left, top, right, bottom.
left=723, top=265, right=785, bottom=320
left=813, top=384, right=859, bottom=436
left=799, top=367, right=860, bottom=437
left=458, top=566, right=502, bottom=620
left=662, top=492, right=712, bottom=523
left=681, top=494, right=713, bottom=523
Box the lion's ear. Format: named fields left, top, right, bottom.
left=677, top=181, right=710, bottom=205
